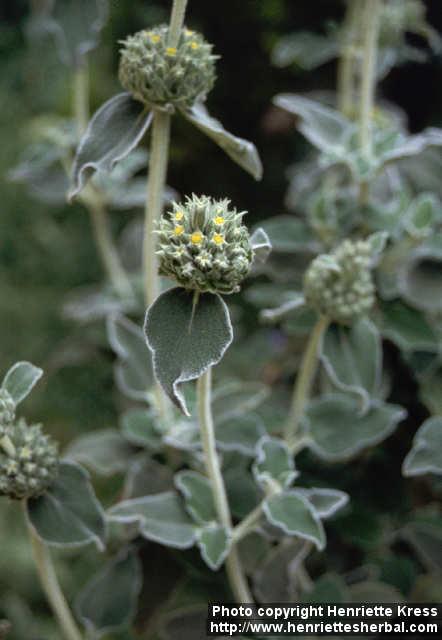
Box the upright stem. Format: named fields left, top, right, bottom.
left=359, top=0, right=381, bottom=157
left=73, top=64, right=89, bottom=137
left=337, top=0, right=362, bottom=117
left=197, top=368, right=253, bottom=603
left=168, top=0, right=189, bottom=47
left=284, top=316, right=329, bottom=447
left=73, top=63, right=132, bottom=298
left=143, top=111, right=171, bottom=306
left=25, top=511, right=83, bottom=640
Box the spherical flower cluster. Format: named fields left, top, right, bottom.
left=156, top=195, right=254, bottom=294
left=119, top=26, right=217, bottom=109
left=0, top=419, right=59, bottom=500
left=0, top=389, right=15, bottom=426
left=304, top=239, right=375, bottom=324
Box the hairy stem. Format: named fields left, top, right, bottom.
left=168, top=0, right=189, bottom=47
left=143, top=111, right=171, bottom=306
left=197, top=368, right=253, bottom=602
left=284, top=315, right=330, bottom=446
left=337, top=0, right=362, bottom=117
left=25, top=510, right=83, bottom=640
left=359, top=0, right=381, bottom=157
left=73, top=63, right=132, bottom=298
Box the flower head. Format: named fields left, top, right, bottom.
left=119, top=25, right=218, bottom=109
left=0, top=419, right=59, bottom=500
left=156, top=195, right=253, bottom=294
left=304, top=239, right=376, bottom=324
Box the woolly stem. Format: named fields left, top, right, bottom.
left=197, top=367, right=253, bottom=602
left=284, top=316, right=330, bottom=447
left=168, top=0, right=189, bottom=47
left=73, top=63, right=132, bottom=298
left=25, top=509, right=83, bottom=640
left=359, top=0, right=381, bottom=156
left=337, top=0, right=362, bottom=117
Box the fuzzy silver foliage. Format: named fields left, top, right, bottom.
left=304, top=239, right=375, bottom=324
left=0, top=389, right=15, bottom=426
left=119, top=25, right=217, bottom=109
left=156, top=195, right=253, bottom=294
left=0, top=419, right=59, bottom=500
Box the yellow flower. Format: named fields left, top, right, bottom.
left=166, top=47, right=177, bottom=57
left=191, top=231, right=203, bottom=245
left=184, top=29, right=195, bottom=36
left=174, top=210, right=184, bottom=221
left=149, top=34, right=161, bottom=44
left=213, top=233, right=225, bottom=245
left=189, top=41, right=200, bottom=50
left=214, top=216, right=225, bottom=225
left=174, top=225, right=184, bottom=236
left=19, top=446, right=32, bottom=460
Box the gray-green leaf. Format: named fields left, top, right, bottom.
left=295, top=488, right=349, bottom=519
left=2, top=361, right=43, bottom=405
left=378, top=300, right=438, bottom=352
left=197, top=525, right=230, bottom=570
left=175, top=471, right=216, bottom=525
left=26, top=461, right=106, bottom=549
left=75, top=547, right=142, bottom=638
left=250, top=228, right=272, bottom=264
left=144, top=288, right=233, bottom=415
left=108, top=491, right=196, bottom=549
left=121, top=408, right=163, bottom=452
left=253, top=436, right=298, bottom=489
left=108, top=313, right=154, bottom=401
left=70, top=93, right=152, bottom=199
left=66, top=429, right=135, bottom=476
left=182, top=103, right=262, bottom=180
left=263, top=491, right=326, bottom=550
left=403, top=417, right=442, bottom=477
left=306, top=394, right=406, bottom=462
left=320, top=318, right=382, bottom=413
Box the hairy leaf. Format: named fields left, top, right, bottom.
left=66, top=429, right=135, bottom=476
left=263, top=491, right=326, bottom=550
left=121, top=408, right=163, bottom=452
left=295, top=488, right=349, bottom=519
left=75, top=547, right=142, bottom=637
left=253, top=436, right=298, bottom=489
left=70, top=93, right=152, bottom=199
left=145, top=288, right=233, bottom=415
left=196, top=525, right=230, bottom=571
left=175, top=471, right=216, bottom=525
left=2, top=361, right=43, bottom=405
left=403, top=417, right=442, bottom=477
left=26, top=462, right=106, bottom=549
left=306, top=394, right=406, bottom=462
left=182, top=103, right=262, bottom=180
left=108, top=491, right=196, bottom=549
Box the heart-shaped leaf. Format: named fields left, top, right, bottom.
left=403, top=417, right=442, bottom=477
left=253, top=436, right=298, bottom=489
left=175, top=471, right=216, bottom=525
left=182, top=103, right=262, bottom=180
left=263, top=491, right=326, bottom=550
left=320, top=318, right=382, bottom=413
left=145, top=288, right=233, bottom=415
left=107, top=313, right=154, bottom=401
left=66, top=429, right=135, bottom=476
left=26, top=461, right=106, bottom=550
left=196, top=525, right=230, bottom=571
left=75, top=547, right=142, bottom=638
left=108, top=491, right=196, bottom=549
left=70, top=93, right=152, bottom=199
left=306, top=394, right=406, bottom=462
left=2, top=361, right=43, bottom=405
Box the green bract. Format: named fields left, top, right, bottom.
left=0, top=419, right=59, bottom=500
left=304, top=239, right=375, bottom=324
left=0, top=389, right=15, bottom=426
left=156, top=195, right=253, bottom=294
left=119, top=26, right=217, bottom=109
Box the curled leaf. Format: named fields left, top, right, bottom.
left=70, top=93, right=152, bottom=199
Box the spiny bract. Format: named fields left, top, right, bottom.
left=119, top=26, right=217, bottom=109
left=0, top=419, right=59, bottom=500
left=0, top=389, right=15, bottom=426
left=304, top=239, right=375, bottom=324
left=156, top=195, right=254, bottom=294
